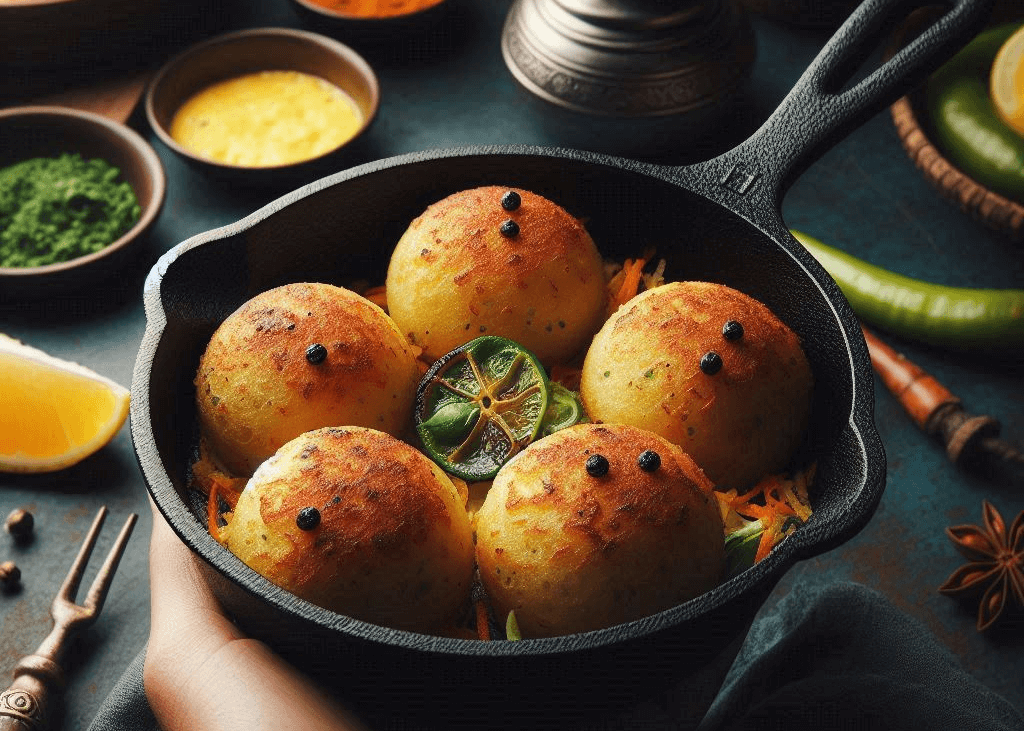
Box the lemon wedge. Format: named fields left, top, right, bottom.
left=0, top=333, right=130, bottom=473
left=991, top=23, right=1024, bottom=138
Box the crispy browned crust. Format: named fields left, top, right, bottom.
left=195, top=282, right=420, bottom=474
left=224, top=426, right=475, bottom=634
left=581, top=281, right=813, bottom=490
left=385, top=186, right=607, bottom=365
left=406, top=186, right=595, bottom=285
left=255, top=429, right=451, bottom=573
left=475, top=423, right=724, bottom=637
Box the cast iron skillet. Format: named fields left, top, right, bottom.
left=132, top=0, right=991, bottom=727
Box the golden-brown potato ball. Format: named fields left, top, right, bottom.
left=475, top=423, right=724, bottom=638
left=580, top=281, right=813, bottom=490
left=220, top=426, right=476, bottom=635
left=384, top=186, right=607, bottom=366
left=195, top=282, right=421, bottom=476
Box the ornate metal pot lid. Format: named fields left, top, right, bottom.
left=501, top=0, right=756, bottom=118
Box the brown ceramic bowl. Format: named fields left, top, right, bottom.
left=145, top=27, right=380, bottom=187
left=0, top=106, right=166, bottom=304
left=287, top=0, right=456, bottom=57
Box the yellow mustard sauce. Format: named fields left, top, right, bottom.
left=169, top=70, right=364, bottom=167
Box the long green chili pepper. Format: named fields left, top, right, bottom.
left=923, top=22, right=1024, bottom=204
left=792, top=229, right=1024, bottom=354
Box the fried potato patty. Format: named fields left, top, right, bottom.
left=385, top=186, right=607, bottom=366
left=580, top=281, right=813, bottom=490
left=475, top=423, right=724, bottom=638
left=195, top=282, right=420, bottom=475
left=221, top=426, right=476, bottom=634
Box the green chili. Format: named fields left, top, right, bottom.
left=792, top=229, right=1024, bottom=354
left=924, top=22, right=1024, bottom=203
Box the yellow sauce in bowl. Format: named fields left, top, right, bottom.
left=169, top=70, right=365, bottom=168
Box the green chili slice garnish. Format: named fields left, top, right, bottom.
left=539, top=382, right=589, bottom=437
left=415, top=336, right=551, bottom=481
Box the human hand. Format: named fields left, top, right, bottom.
left=144, top=500, right=368, bottom=731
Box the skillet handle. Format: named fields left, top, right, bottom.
left=702, top=0, right=993, bottom=209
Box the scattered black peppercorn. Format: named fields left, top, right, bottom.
left=722, top=320, right=744, bottom=341
left=5, top=509, right=33, bottom=539
left=499, top=219, right=520, bottom=238
left=637, top=450, right=661, bottom=472
left=296, top=507, right=321, bottom=531
left=0, top=560, right=20, bottom=588
left=305, top=343, right=328, bottom=365
left=501, top=190, right=521, bottom=211
left=585, top=454, right=609, bottom=477
left=700, top=351, right=723, bottom=375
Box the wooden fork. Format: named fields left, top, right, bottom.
left=0, top=507, right=137, bottom=731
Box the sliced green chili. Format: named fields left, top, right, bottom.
left=415, top=336, right=550, bottom=481
left=505, top=610, right=522, bottom=641
left=792, top=229, right=1024, bottom=354
left=539, top=382, right=588, bottom=437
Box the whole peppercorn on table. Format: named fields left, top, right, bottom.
left=1, top=1, right=1022, bottom=729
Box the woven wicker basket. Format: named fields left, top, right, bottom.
left=891, top=94, right=1024, bottom=243
left=888, top=9, right=1024, bottom=244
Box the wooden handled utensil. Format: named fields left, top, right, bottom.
left=862, top=325, right=1024, bottom=472
left=0, top=507, right=137, bottom=731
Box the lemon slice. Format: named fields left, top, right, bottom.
left=0, top=333, right=129, bottom=473
left=991, top=23, right=1024, bottom=138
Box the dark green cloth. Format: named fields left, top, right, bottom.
left=698, top=581, right=1023, bottom=731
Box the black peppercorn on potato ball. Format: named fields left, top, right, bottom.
left=220, top=426, right=476, bottom=635
left=385, top=186, right=608, bottom=367
left=474, top=423, right=724, bottom=638
left=195, top=282, right=421, bottom=476
left=580, top=281, right=813, bottom=491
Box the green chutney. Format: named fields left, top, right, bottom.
left=0, top=153, right=141, bottom=268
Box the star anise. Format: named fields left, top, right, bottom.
left=938, top=500, right=1024, bottom=632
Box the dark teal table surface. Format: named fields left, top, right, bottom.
left=1, top=1, right=1022, bottom=729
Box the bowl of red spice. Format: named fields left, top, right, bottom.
left=0, top=106, right=166, bottom=303
left=287, top=0, right=460, bottom=60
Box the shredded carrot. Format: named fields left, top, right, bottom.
left=203, top=473, right=244, bottom=542
left=613, top=257, right=646, bottom=308
left=606, top=248, right=659, bottom=315
left=780, top=477, right=813, bottom=523
left=191, top=444, right=245, bottom=542
left=716, top=464, right=817, bottom=563
left=207, top=483, right=227, bottom=543
left=207, top=483, right=219, bottom=536
left=550, top=363, right=583, bottom=391
left=363, top=285, right=388, bottom=311
left=754, top=515, right=781, bottom=563
left=475, top=599, right=491, bottom=641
